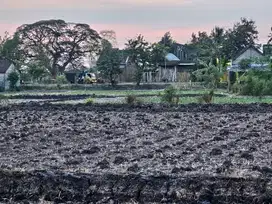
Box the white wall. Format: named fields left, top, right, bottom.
left=3, top=64, right=19, bottom=90
left=233, top=48, right=263, bottom=64
left=0, top=74, right=5, bottom=89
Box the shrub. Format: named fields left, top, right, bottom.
left=56, top=75, right=68, bottom=85
left=7, top=71, right=19, bottom=90
left=192, top=62, right=223, bottom=89
left=161, top=85, right=177, bottom=104
left=125, top=95, right=137, bottom=105
left=198, top=90, right=214, bottom=104
left=238, top=59, right=252, bottom=70
left=263, top=80, right=272, bottom=95
left=174, top=95, right=180, bottom=105
left=231, top=81, right=240, bottom=94
left=237, top=71, right=272, bottom=96
left=85, top=98, right=94, bottom=105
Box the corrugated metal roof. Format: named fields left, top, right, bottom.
left=165, top=53, right=180, bottom=62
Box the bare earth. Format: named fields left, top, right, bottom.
left=1, top=103, right=272, bottom=203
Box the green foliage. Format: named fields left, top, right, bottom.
left=198, top=90, right=214, bottom=104
left=191, top=27, right=225, bottom=63
left=161, top=85, right=177, bottom=104
left=158, top=31, right=175, bottom=53
left=97, top=39, right=122, bottom=86
left=150, top=43, right=168, bottom=67
left=0, top=34, right=22, bottom=71
left=224, top=18, right=259, bottom=59
left=193, top=61, right=223, bottom=89
left=234, top=70, right=272, bottom=96
left=125, top=94, right=137, bottom=105
left=190, top=18, right=259, bottom=62
left=85, top=98, right=94, bottom=105
left=126, top=35, right=152, bottom=86
left=27, top=63, right=49, bottom=82
left=56, top=75, right=68, bottom=85
left=15, top=19, right=101, bottom=78
left=7, top=71, right=19, bottom=90
left=239, top=59, right=252, bottom=70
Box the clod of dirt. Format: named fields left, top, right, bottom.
left=213, top=136, right=224, bottom=141
left=142, top=141, right=154, bottom=145
left=240, top=152, right=254, bottom=160
left=247, top=132, right=260, bottom=138
left=127, top=164, right=140, bottom=172
left=81, top=146, right=101, bottom=154
left=171, top=167, right=181, bottom=174
left=210, top=148, right=223, bottom=156
left=113, top=156, right=128, bottom=165
left=65, top=158, right=83, bottom=165
left=219, top=129, right=229, bottom=136
left=97, top=159, right=110, bottom=169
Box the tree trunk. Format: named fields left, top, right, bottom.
left=51, top=66, right=58, bottom=79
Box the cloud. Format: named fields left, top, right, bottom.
left=0, top=0, right=270, bottom=46
left=1, top=0, right=192, bottom=9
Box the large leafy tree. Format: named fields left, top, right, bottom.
left=99, top=30, right=118, bottom=48
left=190, top=27, right=226, bottom=65
left=159, top=32, right=175, bottom=53
left=126, top=34, right=152, bottom=86
left=27, top=62, right=49, bottom=82
left=97, top=39, right=122, bottom=86
left=14, top=19, right=101, bottom=78
left=222, top=17, right=259, bottom=59
left=0, top=32, right=23, bottom=70
left=190, top=18, right=259, bottom=63
left=150, top=42, right=168, bottom=68
left=0, top=31, right=9, bottom=52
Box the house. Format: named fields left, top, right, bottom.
left=0, top=58, right=18, bottom=90
left=158, top=43, right=197, bottom=82
left=232, top=45, right=263, bottom=65
left=227, top=45, right=267, bottom=72
left=118, top=43, right=197, bottom=83
left=226, top=45, right=268, bottom=89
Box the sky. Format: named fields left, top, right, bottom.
left=0, top=0, right=271, bottom=48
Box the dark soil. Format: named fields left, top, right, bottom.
left=1, top=103, right=272, bottom=203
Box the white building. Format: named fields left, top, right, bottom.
left=0, top=58, right=18, bottom=90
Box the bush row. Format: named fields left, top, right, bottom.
left=232, top=71, right=272, bottom=96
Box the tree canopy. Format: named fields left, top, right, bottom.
left=97, top=39, right=122, bottom=86
left=159, top=32, right=175, bottom=53
left=126, top=34, right=152, bottom=86
left=15, top=19, right=101, bottom=78
left=190, top=18, right=259, bottom=64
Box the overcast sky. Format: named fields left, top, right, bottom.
left=0, top=0, right=271, bottom=47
